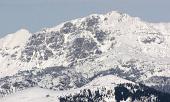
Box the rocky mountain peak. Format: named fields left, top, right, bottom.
left=0, top=11, right=170, bottom=95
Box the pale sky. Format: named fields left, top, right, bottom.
left=0, top=0, right=170, bottom=37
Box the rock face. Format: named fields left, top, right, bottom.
left=0, top=11, right=170, bottom=98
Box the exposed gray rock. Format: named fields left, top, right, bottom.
left=60, top=22, right=76, bottom=34
left=68, top=38, right=97, bottom=59
left=94, top=30, right=107, bottom=42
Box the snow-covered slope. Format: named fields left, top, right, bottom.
left=0, top=10, right=170, bottom=98
left=0, top=29, right=31, bottom=48
left=1, top=75, right=169, bottom=102
left=0, top=75, right=143, bottom=102
left=0, top=87, right=58, bottom=102
left=0, top=75, right=132, bottom=102
left=0, top=29, right=31, bottom=77
left=83, top=75, right=134, bottom=88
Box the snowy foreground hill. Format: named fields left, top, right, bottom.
left=0, top=11, right=170, bottom=102
left=1, top=75, right=170, bottom=102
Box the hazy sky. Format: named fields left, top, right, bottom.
left=0, top=0, right=170, bottom=37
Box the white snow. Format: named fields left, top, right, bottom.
left=83, top=75, right=134, bottom=89
left=0, top=87, right=59, bottom=102
left=0, top=29, right=31, bottom=48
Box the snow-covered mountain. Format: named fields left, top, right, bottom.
left=0, top=11, right=170, bottom=101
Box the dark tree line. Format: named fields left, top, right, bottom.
left=59, top=83, right=170, bottom=102
left=114, top=83, right=170, bottom=102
